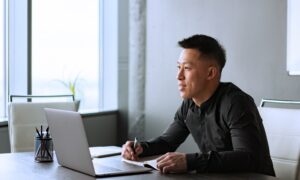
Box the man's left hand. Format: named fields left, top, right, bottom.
left=156, top=152, right=187, bottom=174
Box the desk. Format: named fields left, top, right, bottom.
left=0, top=152, right=279, bottom=180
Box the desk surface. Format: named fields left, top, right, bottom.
left=0, top=152, right=279, bottom=180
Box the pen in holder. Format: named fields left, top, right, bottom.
left=34, top=126, right=53, bottom=162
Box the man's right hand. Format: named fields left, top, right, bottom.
left=121, top=141, right=143, bottom=161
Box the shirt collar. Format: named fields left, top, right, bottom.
left=194, top=83, right=223, bottom=112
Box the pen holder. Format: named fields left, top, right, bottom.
left=34, top=132, right=53, bottom=162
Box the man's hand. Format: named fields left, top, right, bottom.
left=121, top=141, right=143, bottom=161
left=157, top=152, right=187, bottom=174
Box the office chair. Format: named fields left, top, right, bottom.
left=259, top=99, right=300, bottom=180
left=8, top=95, right=76, bottom=152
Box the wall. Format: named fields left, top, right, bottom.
left=145, top=0, right=300, bottom=152
left=82, top=111, right=118, bottom=147
left=117, top=0, right=130, bottom=145
left=0, top=125, right=10, bottom=153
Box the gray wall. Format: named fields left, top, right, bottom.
left=82, top=112, right=118, bottom=147
left=117, top=0, right=130, bottom=145
left=0, top=125, right=10, bottom=153
left=144, top=0, right=300, bottom=152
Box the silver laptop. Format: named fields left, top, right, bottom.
left=44, top=108, right=152, bottom=177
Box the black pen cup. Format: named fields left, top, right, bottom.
left=34, top=132, right=53, bottom=162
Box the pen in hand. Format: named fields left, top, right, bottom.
left=132, top=137, right=138, bottom=154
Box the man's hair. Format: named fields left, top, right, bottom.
left=178, top=34, right=226, bottom=72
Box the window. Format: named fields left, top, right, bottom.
left=287, top=0, right=300, bottom=75
left=0, top=0, right=5, bottom=118
left=31, top=0, right=100, bottom=111
left=5, top=0, right=117, bottom=117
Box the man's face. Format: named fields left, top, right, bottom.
left=176, top=48, right=212, bottom=99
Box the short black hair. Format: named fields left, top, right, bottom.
left=178, top=34, right=226, bottom=72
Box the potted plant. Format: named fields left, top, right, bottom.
left=57, top=73, right=83, bottom=111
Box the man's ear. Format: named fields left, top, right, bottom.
left=207, top=66, right=218, bottom=80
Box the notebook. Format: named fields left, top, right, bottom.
left=44, top=108, right=152, bottom=177
left=122, top=156, right=159, bottom=170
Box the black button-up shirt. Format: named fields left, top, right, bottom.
left=140, top=82, right=275, bottom=176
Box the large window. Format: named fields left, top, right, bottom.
left=3, top=0, right=117, bottom=118
left=32, top=0, right=100, bottom=111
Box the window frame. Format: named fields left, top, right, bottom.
left=0, top=0, right=7, bottom=119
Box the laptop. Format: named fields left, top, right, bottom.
left=89, top=146, right=122, bottom=158
left=44, top=108, right=152, bottom=177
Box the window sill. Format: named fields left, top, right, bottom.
left=0, top=119, right=8, bottom=127
left=80, top=109, right=118, bottom=117
left=288, top=71, right=300, bottom=76
left=0, top=109, right=118, bottom=127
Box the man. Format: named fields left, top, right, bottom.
left=122, top=34, right=275, bottom=176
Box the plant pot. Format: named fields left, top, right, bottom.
left=75, top=100, right=81, bottom=111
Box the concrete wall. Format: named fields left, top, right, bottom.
left=145, top=0, right=300, bottom=153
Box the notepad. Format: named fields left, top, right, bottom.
left=89, top=146, right=122, bottom=158
left=122, top=156, right=159, bottom=170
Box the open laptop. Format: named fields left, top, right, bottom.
left=44, top=108, right=152, bottom=177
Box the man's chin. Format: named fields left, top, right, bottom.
left=179, top=93, right=189, bottom=99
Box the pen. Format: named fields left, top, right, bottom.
left=41, top=125, right=43, bottom=139
left=133, top=137, right=138, bottom=154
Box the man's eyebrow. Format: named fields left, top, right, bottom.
left=177, top=61, right=193, bottom=65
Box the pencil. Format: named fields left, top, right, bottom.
left=35, top=127, right=41, bottom=138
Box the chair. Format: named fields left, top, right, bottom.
left=8, top=95, right=76, bottom=152
left=258, top=99, right=300, bottom=180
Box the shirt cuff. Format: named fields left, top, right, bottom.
left=186, top=153, right=198, bottom=171
left=186, top=152, right=210, bottom=172
left=139, top=141, right=150, bottom=156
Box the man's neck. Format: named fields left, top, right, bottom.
left=192, top=81, right=220, bottom=107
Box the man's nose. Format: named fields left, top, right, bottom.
left=177, top=68, right=184, bottom=80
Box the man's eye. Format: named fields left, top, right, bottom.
left=177, top=65, right=181, bottom=69
left=184, top=66, right=191, bottom=70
